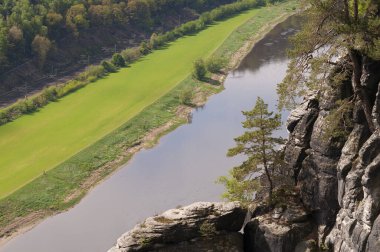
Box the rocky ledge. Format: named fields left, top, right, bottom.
left=108, top=202, right=246, bottom=252
left=109, top=198, right=314, bottom=252
left=244, top=190, right=314, bottom=252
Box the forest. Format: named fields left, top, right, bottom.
left=0, top=0, right=251, bottom=73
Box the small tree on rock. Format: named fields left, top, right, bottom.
left=218, top=97, right=284, bottom=204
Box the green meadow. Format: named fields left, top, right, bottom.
left=0, top=1, right=298, bottom=231
left=0, top=7, right=263, bottom=198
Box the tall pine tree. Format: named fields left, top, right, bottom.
left=218, top=97, right=284, bottom=204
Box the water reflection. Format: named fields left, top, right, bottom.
left=0, top=16, right=301, bottom=252
left=236, top=17, right=300, bottom=75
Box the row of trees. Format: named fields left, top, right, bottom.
left=0, top=0, right=240, bottom=72
left=0, top=0, right=272, bottom=126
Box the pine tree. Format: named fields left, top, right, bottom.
left=218, top=97, right=284, bottom=204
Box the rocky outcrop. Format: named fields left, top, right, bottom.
left=284, top=57, right=380, bottom=251
left=285, top=86, right=345, bottom=242
left=108, top=202, right=246, bottom=252
left=325, top=131, right=380, bottom=252
left=244, top=196, right=313, bottom=252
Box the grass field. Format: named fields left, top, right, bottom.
left=0, top=1, right=298, bottom=231
left=0, top=8, right=266, bottom=199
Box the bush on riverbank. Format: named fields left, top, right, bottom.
left=193, top=59, right=207, bottom=81
left=206, top=57, right=226, bottom=73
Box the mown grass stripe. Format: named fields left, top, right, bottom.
left=0, top=7, right=264, bottom=199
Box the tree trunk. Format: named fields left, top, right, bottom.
left=343, top=0, right=350, bottom=21
left=264, top=165, right=273, bottom=201
left=349, top=49, right=376, bottom=132
left=262, top=144, right=273, bottom=202
left=260, top=108, right=273, bottom=203
left=354, top=0, right=359, bottom=21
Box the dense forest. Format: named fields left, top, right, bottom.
left=0, top=0, right=247, bottom=73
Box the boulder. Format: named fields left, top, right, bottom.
left=108, top=202, right=246, bottom=252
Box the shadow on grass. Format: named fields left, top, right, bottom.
left=202, top=76, right=221, bottom=86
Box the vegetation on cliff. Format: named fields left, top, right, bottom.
left=219, top=97, right=285, bottom=204
left=278, top=0, right=380, bottom=133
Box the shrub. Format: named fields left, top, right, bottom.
left=121, top=47, right=141, bottom=63
left=102, top=60, right=117, bottom=73
left=86, top=65, right=105, bottom=78
left=42, top=87, right=58, bottom=101
left=206, top=57, right=226, bottom=73
left=199, top=221, right=217, bottom=237
left=111, top=53, right=125, bottom=67
left=20, top=99, right=36, bottom=114
left=0, top=111, right=9, bottom=125
left=179, top=88, right=193, bottom=106
left=139, top=41, right=151, bottom=55
left=192, top=59, right=207, bottom=80
left=150, top=33, right=161, bottom=49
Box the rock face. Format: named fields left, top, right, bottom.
left=325, top=132, right=380, bottom=252
left=244, top=197, right=313, bottom=252
left=109, top=202, right=246, bottom=252
left=284, top=58, right=380, bottom=251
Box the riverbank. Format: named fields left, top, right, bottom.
left=1, top=2, right=277, bottom=200
left=0, top=1, right=298, bottom=247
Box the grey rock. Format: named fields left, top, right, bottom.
left=309, top=111, right=344, bottom=158
left=108, top=202, right=246, bottom=252
left=285, top=110, right=318, bottom=167
left=155, top=232, right=244, bottom=252
left=297, top=151, right=339, bottom=228
left=244, top=197, right=312, bottom=252
left=367, top=214, right=380, bottom=252
left=287, top=93, right=319, bottom=133
left=325, top=132, right=380, bottom=251
left=372, top=80, right=380, bottom=129
left=244, top=215, right=313, bottom=252
left=337, top=124, right=369, bottom=206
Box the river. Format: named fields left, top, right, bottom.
left=0, top=16, right=300, bottom=252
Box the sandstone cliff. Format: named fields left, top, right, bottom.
left=285, top=57, right=380, bottom=251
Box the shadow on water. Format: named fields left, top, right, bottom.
left=0, top=15, right=302, bottom=252
left=234, top=16, right=301, bottom=76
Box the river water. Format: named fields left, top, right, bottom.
left=0, top=16, right=300, bottom=252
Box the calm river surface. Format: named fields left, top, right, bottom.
left=1, top=16, right=300, bottom=252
